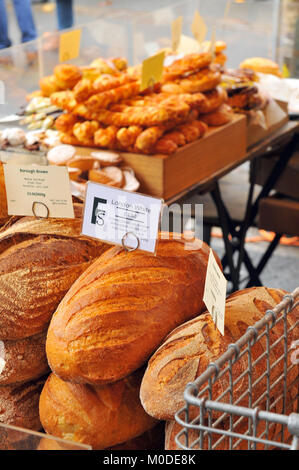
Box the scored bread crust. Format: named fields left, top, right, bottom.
left=0, top=204, right=108, bottom=340
left=46, top=233, right=222, bottom=385
left=39, top=369, right=157, bottom=450
left=139, top=287, right=299, bottom=421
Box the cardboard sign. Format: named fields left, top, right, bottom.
left=203, top=249, right=227, bottom=335
left=171, top=16, right=183, bottom=53
left=140, top=51, right=165, bottom=92
left=191, top=11, right=207, bottom=44
left=3, top=164, right=74, bottom=218
left=59, top=29, right=81, bottom=63
left=81, top=182, right=163, bottom=254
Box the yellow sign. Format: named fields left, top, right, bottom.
left=140, top=51, right=165, bottom=92
left=177, top=34, right=202, bottom=54
left=282, top=63, right=290, bottom=78
left=191, top=10, right=207, bottom=44
left=59, top=29, right=81, bottom=63
left=171, top=16, right=183, bottom=53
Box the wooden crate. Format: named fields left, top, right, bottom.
left=76, top=114, right=247, bottom=200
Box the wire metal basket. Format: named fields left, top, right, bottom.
left=175, top=288, right=299, bottom=450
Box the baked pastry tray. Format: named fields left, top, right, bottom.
left=74, top=114, right=247, bottom=200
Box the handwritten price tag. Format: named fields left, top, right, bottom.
left=59, top=29, right=81, bottom=63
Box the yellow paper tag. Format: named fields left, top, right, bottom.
left=176, top=34, right=202, bottom=54
left=171, top=16, right=183, bottom=53
left=59, top=29, right=81, bottom=63
left=191, top=10, right=207, bottom=44
left=140, top=51, right=165, bottom=92
left=282, top=63, right=290, bottom=78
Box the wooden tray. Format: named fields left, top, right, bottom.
left=76, top=114, right=247, bottom=200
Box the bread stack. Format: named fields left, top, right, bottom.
left=35, top=52, right=234, bottom=156
left=139, top=287, right=299, bottom=450
left=0, top=204, right=108, bottom=446
left=39, top=233, right=221, bottom=449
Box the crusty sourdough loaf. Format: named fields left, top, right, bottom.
left=0, top=376, right=47, bottom=441
left=46, top=233, right=221, bottom=385
left=0, top=333, right=49, bottom=386
left=0, top=204, right=108, bottom=340
left=140, top=287, right=299, bottom=420
left=39, top=368, right=157, bottom=450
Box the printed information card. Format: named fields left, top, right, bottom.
left=82, top=182, right=163, bottom=253
left=203, top=249, right=227, bottom=335
left=3, top=164, right=74, bottom=218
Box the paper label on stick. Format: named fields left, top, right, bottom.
left=140, top=51, right=165, bottom=92
left=191, top=11, right=207, bottom=44
left=203, top=249, right=227, bottom=335
left=81, top=182, right=163, bottom=254
left=3, top=164, right=74, bottom=218
left=59, top=29, right=81, bottom=62
left=171, top=16, right=183, bottom=53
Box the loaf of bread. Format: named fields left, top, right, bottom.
left=0, top=333, right=49, bottom=385
left=0, top=204, right=108, bottom=340
left=37, top=422, right=165, bottom=451
left=46, top=233, right=222, bottom=385
left=0, top=376, right=47, bottom=442
left=140, top=287, right=299, bottom=420
left=39, top=368, right=157, bottom=450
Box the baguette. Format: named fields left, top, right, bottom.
left=39, top=369, right=157, bottom=450
left=0, top=204, right=108, bottom=339
left=46, top=233, right=222, bottom=385
left=140, top=287, right=299, bottom=420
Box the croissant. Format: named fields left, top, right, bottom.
left=116, top=126, right=143, bottom=149
left=55, top=113, right=82, bottom=133
left=94, top=126, right=118, bottom=149
left=53, top=64, right=82, bottom=90
left=73, top=121, right=100, bottom=143
left=73, top=78, right=94, bottom=103
left=163, top=53, right=212, bottom=80
left=86, top=82, right=141, bottom=111
left=135, top=126, right=166, bottom=152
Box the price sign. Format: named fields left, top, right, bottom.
left=203, top=249, right=227, bottom=335
left=59, top=29, right=81, bottom=63
left=81, top=182, right=163, bottom=254
left=171, top=16, right=183, bottom=53
left=191, top=10, right=207, bottom=44
left=140, top=51, right=165, bottom=92
left=3, top=163, right=74, bottom=218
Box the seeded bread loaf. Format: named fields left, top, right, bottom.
left=140, top=287, right=299, bottom=420
left=0, top=204, right=108, bottom=339
left=0, top=333, right=49, bottom=386
left=46, top=233, right=222, bottom=385
left=39, top=368, right=157, bottom=450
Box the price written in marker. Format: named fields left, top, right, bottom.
left=203, top=249, right=227, bottom=335
left=191, top=10, right=207, bottom=44
left=171, top=16, right=183, bottom=53
left=59, top=29, right=81, bottom=63
left=140, top=51, right=165, bottom=92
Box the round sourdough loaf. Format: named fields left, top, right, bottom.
left=139, top=287, right=299, bottom=420
left=46, top=233, right=221, bottom=385
left=0, top=204, right=108, bottom=340
left=0, top=332, right=49, bottom=386
left=39, top=369, right=157, bottom=450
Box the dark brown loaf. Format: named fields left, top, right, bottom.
left=140, top=287, right=299, bottom=420
left=46, top=233, right=222, bottom=385
left=0, top=376, right=47, bottom=441
left=0, top=204, right=108, bottom=339
left=0, top=333, right=49, bottom=386
left=39, top=369, right=158, bottom=450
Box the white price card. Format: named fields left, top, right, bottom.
left=3, top=163, right=74, bottom=219
left=203, top=249, right=227, bottom=335
left=81, top=182, right=163, bottom=254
